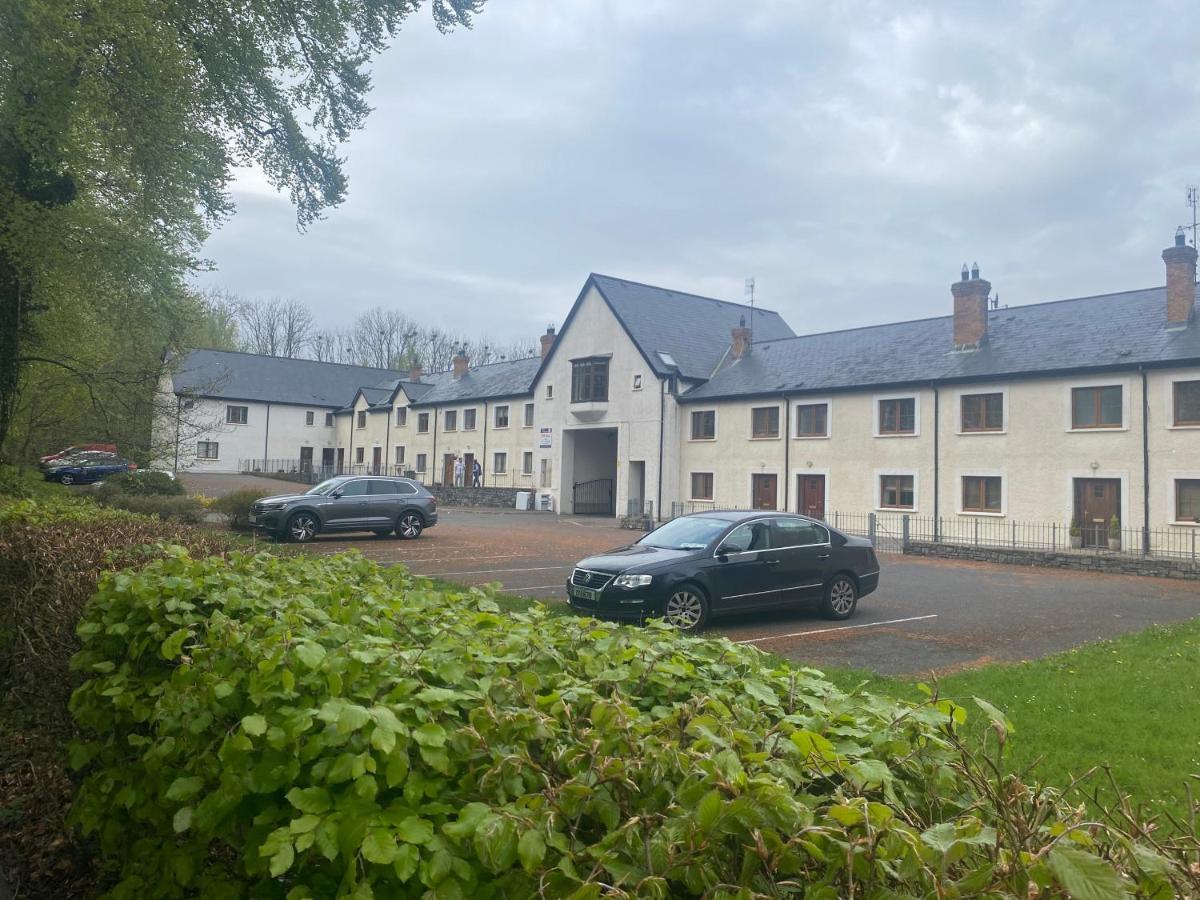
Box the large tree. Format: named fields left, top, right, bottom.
left=0, top=0, right=484, bottom=458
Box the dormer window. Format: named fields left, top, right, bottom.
left=571, top=358, right=609, bottom=403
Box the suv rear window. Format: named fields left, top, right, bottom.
left=368, top=480, right=398, bottom=495
left=339, top=480, right=369, bottom=497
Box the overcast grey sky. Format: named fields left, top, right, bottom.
left=195, top=0, right=1200, bottom=344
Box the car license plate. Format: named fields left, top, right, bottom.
left=570, top=585, right=598, bottom=602
left=248, top=515, right=258, bottom=525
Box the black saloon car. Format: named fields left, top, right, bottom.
left=248, top=475, right=438, bottom=542
left=566, top=511, right=879, bottom=631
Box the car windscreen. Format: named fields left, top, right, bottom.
left=637, top=516, right=729, bottom=551
left=307, top=479, right=342, bottom=496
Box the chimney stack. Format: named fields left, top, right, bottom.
left=731, top=315, right=752, bottom=360
left=951, top=262, right=991, bottom=349
left=540, top=325, right=556, bottom=358
left=452, top=347, right=469, bottom=379
left=1163, top=228, right=1197, bottom=327
left=408, top=362, right=422, bottom=383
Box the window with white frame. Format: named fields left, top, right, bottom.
left=493, top=452, right=507, bottom=474
left=795, top=402, right=828, bottom=437
left=196, top=441, right=219, bottom=459
left=356, top=411, right=366, bottom=429
left=546, top=384, right=553, bottom=399
left=961, top=393, right=1003, bottom=432
left=494, top=405, right=509, bottom=428
left=396, top=408, right=407, bottom=427
left=417, top=413, right=429, bottom=433
left=690, top=410, right=716, bottom=440
left=305, top=410, right=315, bottom=426
left=522, top=451, right=533, bottom=475
left=523, top=403, right=534, bottom=427
left=690, top=472, right=714, bottom=500
left=415, top=453, right=427, bottom=472
left=1174, top=381, right=1200, bottom=426
left=463, top=408, right=476, bottom=430
left=633, top=374, right=643, bottom=390
left=325, top=412, right=334, bottom=427
left=540, top=458, right=552, bottom=488
left=878, top=398, right=915, bottom=435
left=1071, top=385, right=1122, bottom=429
left=751, top=406, right=779, bottom=438
left=226, top=405, right=248, bottom=425
left=879, top=474, right=914, bottom=509
left=1177, top=479, right=1200, bottom=522
left=355, top=447, right=364, bottom=464
left=962, top=475, right=1002, bottom=513
left=395, top=446, right=405, bottom=465
left=444, top=410, right=457, bottom=432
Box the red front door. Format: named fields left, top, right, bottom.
left=1074, top=478, right=1120, bottom=548
left=752, top=474, right=778, bottom=510
left=799, top=474, right=825, bottom=519
left=371, top=446, right=382, bottom=475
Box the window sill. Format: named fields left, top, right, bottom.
left=749, top=435, right=781, bottom=441
left=793, top=434, right=829, bottom=441
left=874, top=432, right=919, bottom=439
left=959, top=510, right=1005, bottom=518
left=1168, top=424, right=1200, bottom=430
left=957, top=429, right=1006, bottom=436
left=688, top=498, right=716, bottom=504
left=875, top=507, right=917, bottom=513
left=689, top=437, right=717, bottom=443
left=1067, top=426, right=1128, bottom=433
left=1171, top=521, right=1200, bottom=528
left=570, top=401, right=608, bottom=422
left=493, top=425, right=510, bottom=430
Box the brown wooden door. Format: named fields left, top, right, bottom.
left=799, top=474, right=825, bottom=519
left=1074, top=478, right=1120, bottom=547
left=371, top=446, right=382, bottom=475
left=299, top=446, right=314, bottom=473
left=442, top=455, right=455, bottom=486
left=336, top=448, right=344, bottom=474
left=751, top=474, right=778, bottom=510
left=462, top=453, right=475, bottom=487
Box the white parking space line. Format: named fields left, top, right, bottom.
left=418, top=564, right=574, bottom=577
left=734, top=614, right=939, bottom=645
left=397, top=554, right=530, bottom=565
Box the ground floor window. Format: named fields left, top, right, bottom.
left=690, top=472, right=714, bottom=501
left=879, top=474, right=914, bottom=509
left=395, top=446, right=405, bottom=465
left=540, top=458, right=552, bottom=488
left=493, top=452, right=507, bottom=474
left=196, top=441, right=219, bottom=460
left=962, top=475, right=1002, bottom=512
left=415, top=453, right=427, bottom=473
left=522, top=451, right=533, bottom=475
left=1177, top=479, right=1200, bottom=522
left=355, top=447, right=364, bottom=464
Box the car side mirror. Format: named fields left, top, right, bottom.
left=715, top=547, right=730, bottom=561
left=331, top=489, right=343, bottom=499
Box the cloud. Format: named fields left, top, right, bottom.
left=195, top=0, right=1200, bottom=346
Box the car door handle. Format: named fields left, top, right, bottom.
left=817, top=553, right=831, bottom=559
left=762, top=559, right=781, bottom=567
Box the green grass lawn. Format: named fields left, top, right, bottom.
left=443, top=574, right=1200, bottom=822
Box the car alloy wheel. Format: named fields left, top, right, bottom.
left=824, top=575, right=858, bottom=620
left=665, top=587, right=707, bottom=632
left=397, top=513, right=423, bottom=539
left=59, top=473, right=74, bottom=485
left=288, top=513, right=318, bottom=543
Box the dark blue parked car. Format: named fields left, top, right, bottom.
left=43, top=456, right=132, bottom=485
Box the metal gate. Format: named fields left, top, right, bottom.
left=573, top=478, right=615, bottom=515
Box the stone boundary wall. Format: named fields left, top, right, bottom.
left=428, top=485, right=524, bottom=509
left=904, top=540, right=1200, bottom=580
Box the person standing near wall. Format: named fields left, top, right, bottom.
left=453, top=455, right=464, bottom=487
left=472, top=458, right=482, bottom=487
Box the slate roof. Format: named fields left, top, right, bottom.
left=681, top=285, right=1200, bottom=402
left=172, top=349, right=406, bottom=407
left=409, top=356, right=541, bottom=406
left=577, top=274, right=796, bottom=381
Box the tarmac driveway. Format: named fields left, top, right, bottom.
left=273, top=506, right=1200, bottom=677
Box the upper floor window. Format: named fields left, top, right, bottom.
left=571, top=358, right=609, bottom=403
left=463, top=408, right=477, bottom=430
left=690, top=410, right=716, bottom=440
left=523, top=403, right=535, bottom=427
left=305, top=410, right=315, bottom=426
left=444, top=410, right=457, bottom=432
left=961, top=393, right=1003, bottom=432
left=546, top=384, right=553, bottom=400
left=1072, top=385, right=1122, bottom=429
left=751, top=406, right=779, bottom=439
left=494, top=405, right=509, bottom=428
left=417, top=413, right=430, bottom=433
left=325, top=412, right=334, bottom=427
left=795, top=403, right=828, bottom=437
left=633, top=374, right=643, bottom=390
left=1177, top=479, right=1200, bottom=523
left=1174, top=380, right=1200, bottom=426
left=356, top=411, right=367, bottom=429
left=962, top=476, right=1002, bottom=513
left=396, top=408, right=407, bottom=427
left=226, top=405, right=248, bottom=425
left=878, top=398, right=915, bottom=435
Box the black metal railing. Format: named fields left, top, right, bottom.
left=573, top=478, right=615, bottom=515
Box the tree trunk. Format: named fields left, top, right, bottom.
left=0, top=247, right=24, bottom=461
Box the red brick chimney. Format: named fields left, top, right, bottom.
left=451, top=347, right=469, bottom=379
left=1163, top=228, right=1197, bottom=327
left=408, top=363, right=422, bottom=383
left=539, top=325, right=556, bottom=358
left=731, top=315, right=752, bottom=360
left=951, top=262, right=991, bottom=349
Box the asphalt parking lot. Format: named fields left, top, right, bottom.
left=259, top=505, right=1200, bottom=677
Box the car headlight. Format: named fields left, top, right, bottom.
left=259, top=502, right=285, bottom=511
left=613, top=573, right=652, bottom=589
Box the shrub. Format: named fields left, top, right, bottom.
left=98, top=471, right=185, bottom=497
left=70, top=550, right=1195, bottom=898
left=212, top=487, right=266, bottom=529
left=100, top=493, right=205, bottom=524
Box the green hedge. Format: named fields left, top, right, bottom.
left=69, top=549, right=1188, bottom=898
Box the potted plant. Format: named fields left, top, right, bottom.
left=1107, top=515, right=1121, bottom=551
left=1069, top=519, right=1082, bottom=549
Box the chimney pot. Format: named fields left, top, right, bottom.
left=1163, top=232, right=1197, bottom=326
left=1176, top=226, right=1187, bottom=247
left=539, top=324, right=557, bottom=358
left=961, top=263, right=969, bottom=281
left=970, top=262, right=980, bottom=280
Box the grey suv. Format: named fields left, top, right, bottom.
left=249, top=476, right=438, bottom=543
